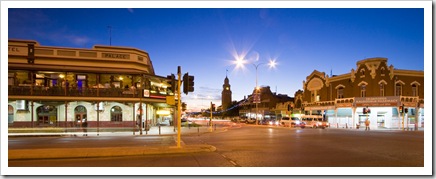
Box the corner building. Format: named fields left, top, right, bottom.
left=301, top=57, right=424, bottom=129
left=8, top=39, right=176, bottom=129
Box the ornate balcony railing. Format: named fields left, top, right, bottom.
left=8, top=86, right=170, bottom=99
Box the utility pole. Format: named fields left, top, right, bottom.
left=210, top=102, right=213, bottom=131
left=176, top=66, right=182, bottom=148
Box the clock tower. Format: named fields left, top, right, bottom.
left=221, top=75, right=232, bottom=111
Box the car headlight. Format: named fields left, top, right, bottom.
left=275, top=121, right=279, bottom=125
left=295, top=121, right=300, bottom=125
left=269, top=121, right=272, bottom=125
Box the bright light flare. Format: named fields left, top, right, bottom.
left=234, top=56, right=247, bottom=69
left=268, top=59, right=277, bottom=69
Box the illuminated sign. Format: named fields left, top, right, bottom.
left=355, top=96, right=400, bottom=107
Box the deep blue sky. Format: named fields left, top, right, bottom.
left=7, top=7, right=425, bottom=111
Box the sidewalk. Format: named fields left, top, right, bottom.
left=8, top=126, right=221, bottom=160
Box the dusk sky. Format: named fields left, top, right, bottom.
left=5, top=1, right=427, bottom=111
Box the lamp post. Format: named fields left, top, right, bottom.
left=234, top=58, right=277, bottom=125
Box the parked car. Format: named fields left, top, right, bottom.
left=301, top=115, right=329, bottom=129
left=280, top=117, right=305, bottom=128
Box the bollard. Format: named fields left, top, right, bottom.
left=214, top=124, right=217, bottom=131
left=346, top=123, right=348, bottom=129
left=197, top=126, right=199, bottom=136
left=159, top=125, right=161, bottom=135
left=337, top=123, right=339, bottom=128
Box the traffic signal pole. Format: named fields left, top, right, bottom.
left=177, top=66, right=182, bottom=148
left=209, top=102, right=213, bottom=131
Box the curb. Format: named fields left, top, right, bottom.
left=9, top=144, right=216, bottom=160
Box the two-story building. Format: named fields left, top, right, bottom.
left=8, top=39, right=176, bottom=130
left=300, top=57, right=424, bottom=129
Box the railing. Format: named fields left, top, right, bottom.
left=8, top=86, right=169, bottom=99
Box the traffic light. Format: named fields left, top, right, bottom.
left=404, top=108, right=408, bottom=113
left=183, top=73, right=194, bottom=95
left=166, top=74, right=176, bottom=93
left=287, top=104, right=291, bottom=111
left=211, top=103, right=216, bottom=112
left=399, top=105, right=403, bottom=113
left=363, top=108, right=367, bottom=114
left=367, top=108, right=371, bottom=114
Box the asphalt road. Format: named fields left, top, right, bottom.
left=9, top=124, right=424, bottom=169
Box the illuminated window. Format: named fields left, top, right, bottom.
left=111, top=106, right=122, bottom=122
left=361, top=85, right=366, bottom=97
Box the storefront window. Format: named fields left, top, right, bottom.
left=111, top=106, right=122, bottom=122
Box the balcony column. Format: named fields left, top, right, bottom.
left=351, top=106, right=356, bottom=129
left=65, top=101, right=68, bottom=128
left=31, top=101, right=34, bottom=128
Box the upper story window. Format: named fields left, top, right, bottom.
left=337, top=87, right=344, bottom=99
left=412, top=84, right=417, bottom=96
left=360, top=85, right=366, bottom=97
left=379, top=83, right=385, bottom=96
left=395, top=83, right=402, bottom=96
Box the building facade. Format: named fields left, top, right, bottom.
left=8, top=39, right=176, bottom=129
left=300, top=57, right=424, bottom=129
left=239, top=86, right=293, bottom=121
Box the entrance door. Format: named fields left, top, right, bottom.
left=75, top=106, right=87, bottom=127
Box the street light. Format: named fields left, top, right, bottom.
left=234, top=58, right=277, bottom=125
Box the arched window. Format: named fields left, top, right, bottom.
left=36, top=105, right=57, bottom=125
left=111, top=106, right=122, bottom=122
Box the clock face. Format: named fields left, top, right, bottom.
left=226, top=87, right=229, bottom=90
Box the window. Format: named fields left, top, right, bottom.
left=337, top=87, right=344, bottom=99
left=412, top=84, right=417, bottom=96
left=8, top=105, right=14, bottom=124
left=111, top=106, right=122, bottom=122
left=379, top=83, right=385, bottom=96
left=360, top=85, right=366, bottom=97
left=395, top=84, right=402, bottom=96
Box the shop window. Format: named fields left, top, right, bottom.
left=8, top=105, right=14, bottom=124
left=111, top=106, right=123, bottom=122
left=37, top=105, right=57, bottom=125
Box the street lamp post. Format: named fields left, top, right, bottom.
left=234, top=58, right=277, bottom=125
